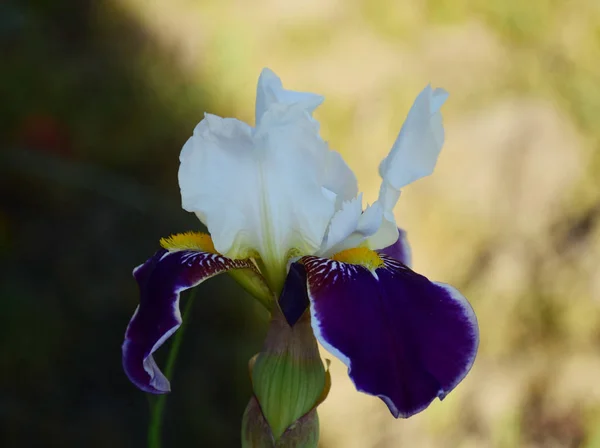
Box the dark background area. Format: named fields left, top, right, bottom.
left=1, top=1, right=267, bottom=446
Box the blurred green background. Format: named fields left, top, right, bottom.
left=1, top=0, right=599, bottom=447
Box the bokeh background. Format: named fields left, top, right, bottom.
left=2, top=0, right=599, bottom=446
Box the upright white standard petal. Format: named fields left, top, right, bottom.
left=179, top=76, right=356, bottom=292
left=255, top=68, right=324, bottom=126
left=255, top=68, right=358, bottom=205
left=379, top=85, right=448, bottom=190
left=317, top=85, right=449, bottom=253
left=365, top=85, right=448, bottom=250
left=179, top=71, right=445, bottom=289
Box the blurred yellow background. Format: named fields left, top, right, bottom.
left=115, top=0, right=600, bottom=446
left=2, top=0, right=599, bottom=446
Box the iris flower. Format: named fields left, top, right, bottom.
left=122, top=68, right=479, bottom=420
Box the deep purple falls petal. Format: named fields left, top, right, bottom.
left=302, top=254, right=478, bottom=418
left=122, top=249, right=254, bottom=394
left=377, top=227, right=412, bottom=267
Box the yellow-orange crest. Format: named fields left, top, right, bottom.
left=332, top=247, right=384, bottom=270
left=159, top=232, right=217, bottom=253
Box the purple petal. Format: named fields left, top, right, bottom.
left=377, top=228, right=412, bottom=267
left=122, top=249, right=255, bottom=394
left=302, top=254, right=478, bottom=418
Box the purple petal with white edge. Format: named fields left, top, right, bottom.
left=122, top=249, right=256, bottom=394
left=377, top=228, right=412, bottom=267
left=302, top=254, right=478, bottom=418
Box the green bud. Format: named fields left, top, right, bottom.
left=249, top=307, right=328, bottom=443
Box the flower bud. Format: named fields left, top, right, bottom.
left=249, top=307, right=329, bottom=443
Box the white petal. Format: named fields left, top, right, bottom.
left=318, top=196, right=383, bottom=256
left=256, top=69, right=357, bottom=205
left=180, top=68, right=361, bottom=287
left=365, top=212, right=399, bottom=251
left=364, top=181, right=401, bottom=250
left=255, top=68, right=324, bottom=126
left=319, top=195, right=363, bottom=255
left=364, top=85, right=448, bottom=250
left=378, top=85, right=448, bottom=190
left=357, top=201, right=384, bottom=236
left=323, top=151, right=358, bottom=209
left=179, top=107, right=338, bottom=288
left=179, top=113, right=255, bottom=249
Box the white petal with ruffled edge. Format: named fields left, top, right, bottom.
left=179, top=69, right=359, bottom=289
left=255, top=69, right=357, bottom=205
left=179, top=107, right=337, bottom=289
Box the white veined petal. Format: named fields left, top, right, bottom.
left=179, top=69, right=360, bottom=290
left=255, top=69, right=357, bottom=205
left=178, top=71, right=447, bottom=287
left=378, top=85, right=448, bottom=190
left=179, top=104, right=337, bottom=289
left=255, top=68, right=324, bottom=126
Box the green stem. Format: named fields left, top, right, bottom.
left=147, top=288, right=198, bottom=448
